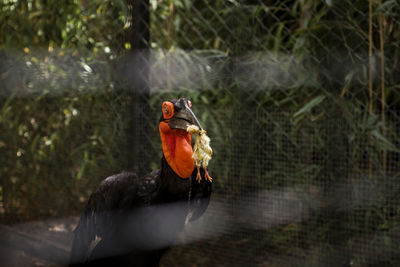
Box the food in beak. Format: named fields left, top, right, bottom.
left=187, top=125, right=213, bottom=182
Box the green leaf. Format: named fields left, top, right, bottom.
left=293, top=95, right=325, bottom=118
left=371, top=130, right=400, bottom=153
left=374, top=0, right=397, bottom=16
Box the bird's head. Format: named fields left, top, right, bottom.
left=159, top=98, right=202, bottom=178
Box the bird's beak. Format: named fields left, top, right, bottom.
left=169, top=101, right=203, bottom=131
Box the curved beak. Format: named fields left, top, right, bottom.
left=169, top=100, right=203, bottom=131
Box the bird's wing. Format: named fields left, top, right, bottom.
left=69, top=171, right=160, bottom=264
left=186, top=167, right=212, bottom=223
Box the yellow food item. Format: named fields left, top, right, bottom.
left=187, top=125, right=213, bottom=182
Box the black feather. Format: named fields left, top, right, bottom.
left=69, top=157, right=212, bottom=267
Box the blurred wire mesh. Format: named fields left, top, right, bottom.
left=1, top=0, right=400, bottom=266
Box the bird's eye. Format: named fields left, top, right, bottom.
left=162, top=101, right=174, bottom=119
left=187, top=100, right=192, bottom=108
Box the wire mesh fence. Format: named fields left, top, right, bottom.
left=1, top=0, right=400, bottom=266
left=148, top=2, right=400, bottom=264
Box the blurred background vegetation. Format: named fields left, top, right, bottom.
left=1, top=0, right=400, bottom=265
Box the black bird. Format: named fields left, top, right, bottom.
left=70, top=98, right=212, bottom=266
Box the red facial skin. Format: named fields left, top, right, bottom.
left=159, top=121, right=194, bottom=178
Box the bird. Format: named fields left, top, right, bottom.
left=69, top=98, right=212, bottom=267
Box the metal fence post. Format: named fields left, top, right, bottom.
left=127, top=0, right=150, bottom=176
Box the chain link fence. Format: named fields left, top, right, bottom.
left=1, top=0, right=400, bottom=266
left=149, top=1, right=400, bottom=266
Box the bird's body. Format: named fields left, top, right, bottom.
left=70, top=98, right=212, bottom=266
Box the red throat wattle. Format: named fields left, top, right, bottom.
left=159, top=121, right=194, bottom=178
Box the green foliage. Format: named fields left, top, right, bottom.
left=0, top=49, right=133, bottom=221
left=0, top=0, right=132, bottom=221
left=0, top=0, right=129, bottom=51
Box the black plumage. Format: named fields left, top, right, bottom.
left=70, top=98, right=212, bottom=267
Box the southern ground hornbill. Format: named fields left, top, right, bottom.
left=70, top=98, right=212, bottom=266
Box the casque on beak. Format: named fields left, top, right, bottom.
left=168, top=98, right=203, bottom=131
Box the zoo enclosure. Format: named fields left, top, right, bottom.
left=1, top=0, right=400, bottom=266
